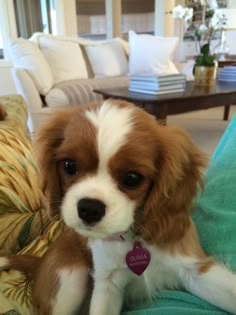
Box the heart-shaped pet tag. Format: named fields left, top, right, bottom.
left=126, top=241, right=151, bottom=276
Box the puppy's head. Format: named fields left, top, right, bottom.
left=35, top=100, right=207, bottom=244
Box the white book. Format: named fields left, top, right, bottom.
left=131, top=73, right=186, bottom=83
left=219, top=74, right=236, bottom=79
left=222, top=66, right=236, bottom=71
left=129, top=87, right=185, bottom=95
left=220, top=71, right=236, bottom=76
left=219, top=77, right=236, bottom=82
left=219, top=69, right=236, bottom=73
left=130, top=80, right=186, bottom=88
left=129, top=82, right=185, bottom=91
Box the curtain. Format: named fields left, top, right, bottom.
left=14, top=0, right=43, bottom=38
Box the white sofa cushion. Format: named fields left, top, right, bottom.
left=8, top=37, right=53, bottom=95
left=31, top=33, right=130, bottom=78
left=85, top=41, right=128, bottom=77
left=38, top=36, right=88, bottom=84
left=128, top=30, right=179, bottom=75
left=45, top=76, right=130, bottom=107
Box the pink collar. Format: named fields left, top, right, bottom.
left=105, top=207, right=144, bottom=242
left=105, top=227, right=139, bottom=242
left=105, top=234, right=126, bottom=242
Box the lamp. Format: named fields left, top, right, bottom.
left=214, top=8, right=236, bottom=61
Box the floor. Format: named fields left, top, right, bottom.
left=167, top=105, right=236, bottom=156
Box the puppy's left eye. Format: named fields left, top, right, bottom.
left=63, top=159, right=78, bottom=176
left=123, top=172, right=144, bottom=188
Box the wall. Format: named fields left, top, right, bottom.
left=226, top=30, right=236, bottom=54
left=0, top=0, right=17, bottom=95
left=55, top=0, right=77, bottom=36
left=0, top=62, right=16, bottom=96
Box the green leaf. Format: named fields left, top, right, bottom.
left=206, top=9, right=214, bottom=18
left=18, top=214, right=35, bottom=249
left=195, top=55, right=204, bottom=66
left=194, top=30, right=201, bottom=41
left=201, top=44, right=210, bottom=55
left=195, top=53, right=215, bottom=67
left=205, top=55, right=215, bottom=66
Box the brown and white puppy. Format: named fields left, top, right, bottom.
left=1, top=100, right=236, bottom=315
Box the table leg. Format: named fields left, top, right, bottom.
left=156, top=118, right=167, bottom=126
left=142, top=102, right=167, bottom=125
left=223, top=105, right=230, bottom=121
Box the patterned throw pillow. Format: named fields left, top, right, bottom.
left=0, top=95, right=64, bottom=314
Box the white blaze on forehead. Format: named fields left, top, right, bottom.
left=85, top=101, right=134, bottom=166
left=62, top=101, right=137, bottom=238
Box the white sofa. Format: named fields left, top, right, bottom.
left=9, top=33, right=131, bottom=133
left=9, top=32, right=194, bottom=133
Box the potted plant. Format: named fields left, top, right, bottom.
left=172, top=0, right=227, bottom=86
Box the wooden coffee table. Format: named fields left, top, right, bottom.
left=94, top=81, right=236, bottom=124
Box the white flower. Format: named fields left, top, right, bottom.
left=172, top=5, right=186, bottom=19
left=200, top=0, right=207, bottom=5
left=184, top=8, right=193, bottom=21
left=172, top=5, right=193, bottom=22
left=208, top=0, right=218, bottom=10
left=210, top=11, right=227, bottom=29
left=199, top=24, right=208, bottom=32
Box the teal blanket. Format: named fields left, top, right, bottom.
left=122, top=114, right=236, bottom=315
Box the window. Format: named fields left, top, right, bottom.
left=0, top=30, right=3, bottom=59
left=0, top=0, right=17, bottom=60
left=13, top=0, right=56, bottom=39
left=121, top=0, right=154, bottom=39
left=40, top=0, right=57, bottom=34
left=76, top=0, right=106, bottom=40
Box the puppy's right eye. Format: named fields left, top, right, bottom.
left=63, top=159, right=78, bottom=176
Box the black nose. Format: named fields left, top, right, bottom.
left=77, top=198, right=106, bottom=225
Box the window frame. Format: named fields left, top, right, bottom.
left=0, top=0, right=17, bottom=61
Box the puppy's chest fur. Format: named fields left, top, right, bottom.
left=90, top=240, right=182, bottom=302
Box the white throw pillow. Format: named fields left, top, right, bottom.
left=8, top=37, right=53, bottom=95
left=38, top=36, right=88, bottom=83
left=85, top=41, right=128, bottom=77
left=129, top=31, right=179, bottom=75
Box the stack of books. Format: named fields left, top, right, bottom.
left=218, top=66, right=236, bottom=82
left=129, top=73, right=186, bottom=95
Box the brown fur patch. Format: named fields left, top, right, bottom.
left=34, top=106, right=99, bottom=217
left=165, top=221, right=214, bottom=274
left=32, top=228, right=92, bottom=314
left=128, top=113, right=208, bottom=246
left=0, top=103, right=7, bottom=121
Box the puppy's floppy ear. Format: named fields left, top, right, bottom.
left=34, top=110, right=74, bottom=218
left=140, top=125, right=208, bottom=245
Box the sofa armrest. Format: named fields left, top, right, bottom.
left=11, top=68, right=43, bottom=133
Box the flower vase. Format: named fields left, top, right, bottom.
left=194, top=64, right=218, bottom=86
